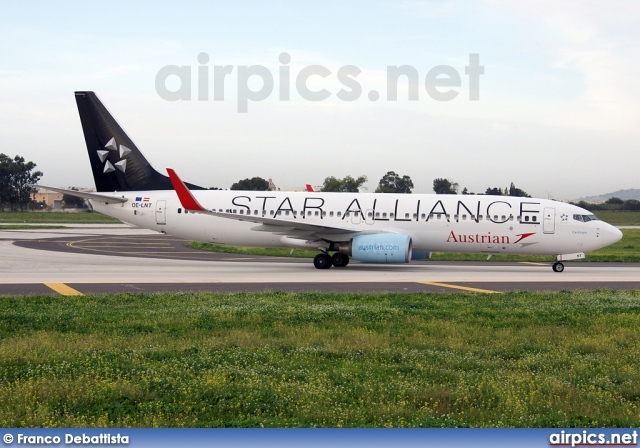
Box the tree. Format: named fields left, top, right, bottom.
left=624, top=199, right=640, bottom=211
left=375, top=171, right=414, bottom=193
left=508, top=182, right=531, bottom=198
left=0, top=154, right=43, bottom=211
left=432, top=178, right=458, bottom=194
left=605, top=197, right=624, bottom=206
left=320, top=175, right=367, bottom=192
left=62, top=193, right=86, bottom=209
left=230, top=177, right=270, bottom=191
left=485, top=187, right=503, bottom=195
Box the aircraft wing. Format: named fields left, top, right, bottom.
left=31, top=185, right=128, bottom=204
left=166, top=169, right=361, bottom=241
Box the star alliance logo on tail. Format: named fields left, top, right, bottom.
left=97, top=137, right=131, bottom=173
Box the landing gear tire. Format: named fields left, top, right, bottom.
left=332, top=252, right=350, bottom=268
left=313, top=253, right=333, bottom=269
left=552, top=262, right=565, bottom=273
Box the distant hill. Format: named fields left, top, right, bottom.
left=574, top=189, right=640, bottom=203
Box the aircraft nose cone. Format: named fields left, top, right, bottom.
left=603, top=225, right=623, bottom=247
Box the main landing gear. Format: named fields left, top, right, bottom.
left=552, top=262, right=565, bottom=273
left=313, top=252, right=350, bottom=269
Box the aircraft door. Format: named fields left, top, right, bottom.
left=543, top=207, right=555, bottom=234
left=351, top=210, right=362, bottom=225
left=155, top=200, right=167, bottom=225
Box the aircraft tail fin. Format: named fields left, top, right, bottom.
left=74, top=91, right=204, bottom=192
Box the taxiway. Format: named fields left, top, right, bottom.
left=1, top=225, right=639, bottom=295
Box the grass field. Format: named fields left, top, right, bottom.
left=1, top=291, right=639, bottom=427
left=595, top=211, right=640, bottom=226
left=187, top=228, right=640, bottom=263
left=0, top=211, right=121, bottom=223
left=0, top=225, right=67, bottom=229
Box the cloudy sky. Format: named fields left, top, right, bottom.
left=1, top=0, right=639, bottom=199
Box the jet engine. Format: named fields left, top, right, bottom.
left=343, top=234, right=412, bottom=264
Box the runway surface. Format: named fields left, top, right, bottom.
left=1, top=224, right=639, bottom=296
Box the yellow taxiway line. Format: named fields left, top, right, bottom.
left=44, top=283, right=84, bottom=296
left=419, top=281, right=500, bottom=294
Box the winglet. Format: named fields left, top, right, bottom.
left=166, top=168, right=208, bottom=212
left=306, top=184, right=314, bottom=192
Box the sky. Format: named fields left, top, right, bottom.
left=1, top=0, right=639, bottom=200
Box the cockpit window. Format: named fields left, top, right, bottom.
left=574, top=214, right=599, bottom=222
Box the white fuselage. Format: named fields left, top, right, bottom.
left=90, top=190, right=622, bottom=259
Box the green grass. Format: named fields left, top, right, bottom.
left=187, top=229, right=640, bottom=263
left=186, top=241, right=319, bottom=258
left=0, top=225, right=67, bottom=229
left=1, top=291, right=639, bottom=427
left=0, top=211, right=121, bottom=224
left=595, top=211, right=640, bottom=226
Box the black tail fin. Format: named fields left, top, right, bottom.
left=75, top=91, right=204, bottom=192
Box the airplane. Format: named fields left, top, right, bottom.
left=39, top=91, right=623, bottom=272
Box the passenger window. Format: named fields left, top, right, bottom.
left=405, top=213, right=410, bottom=219
left=525, top=216, right=529, bottom=222
left=270, top=210, right=274, bottom=216
left=330, top=211, right=334, bottom=217
left=178, top=208, right=182, bottom=214
left=382, top=213, right=387, bottom=218
left=532, top=216, right=537, bottom=222
left=315, top=211, right=319, bottom=216
left=390, top=213, right=395, bottom=219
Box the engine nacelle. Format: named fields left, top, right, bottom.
left=347, top=234, right=412, bottom=264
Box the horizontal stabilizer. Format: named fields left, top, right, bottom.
left=32, top=185, right=128, bottom=203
